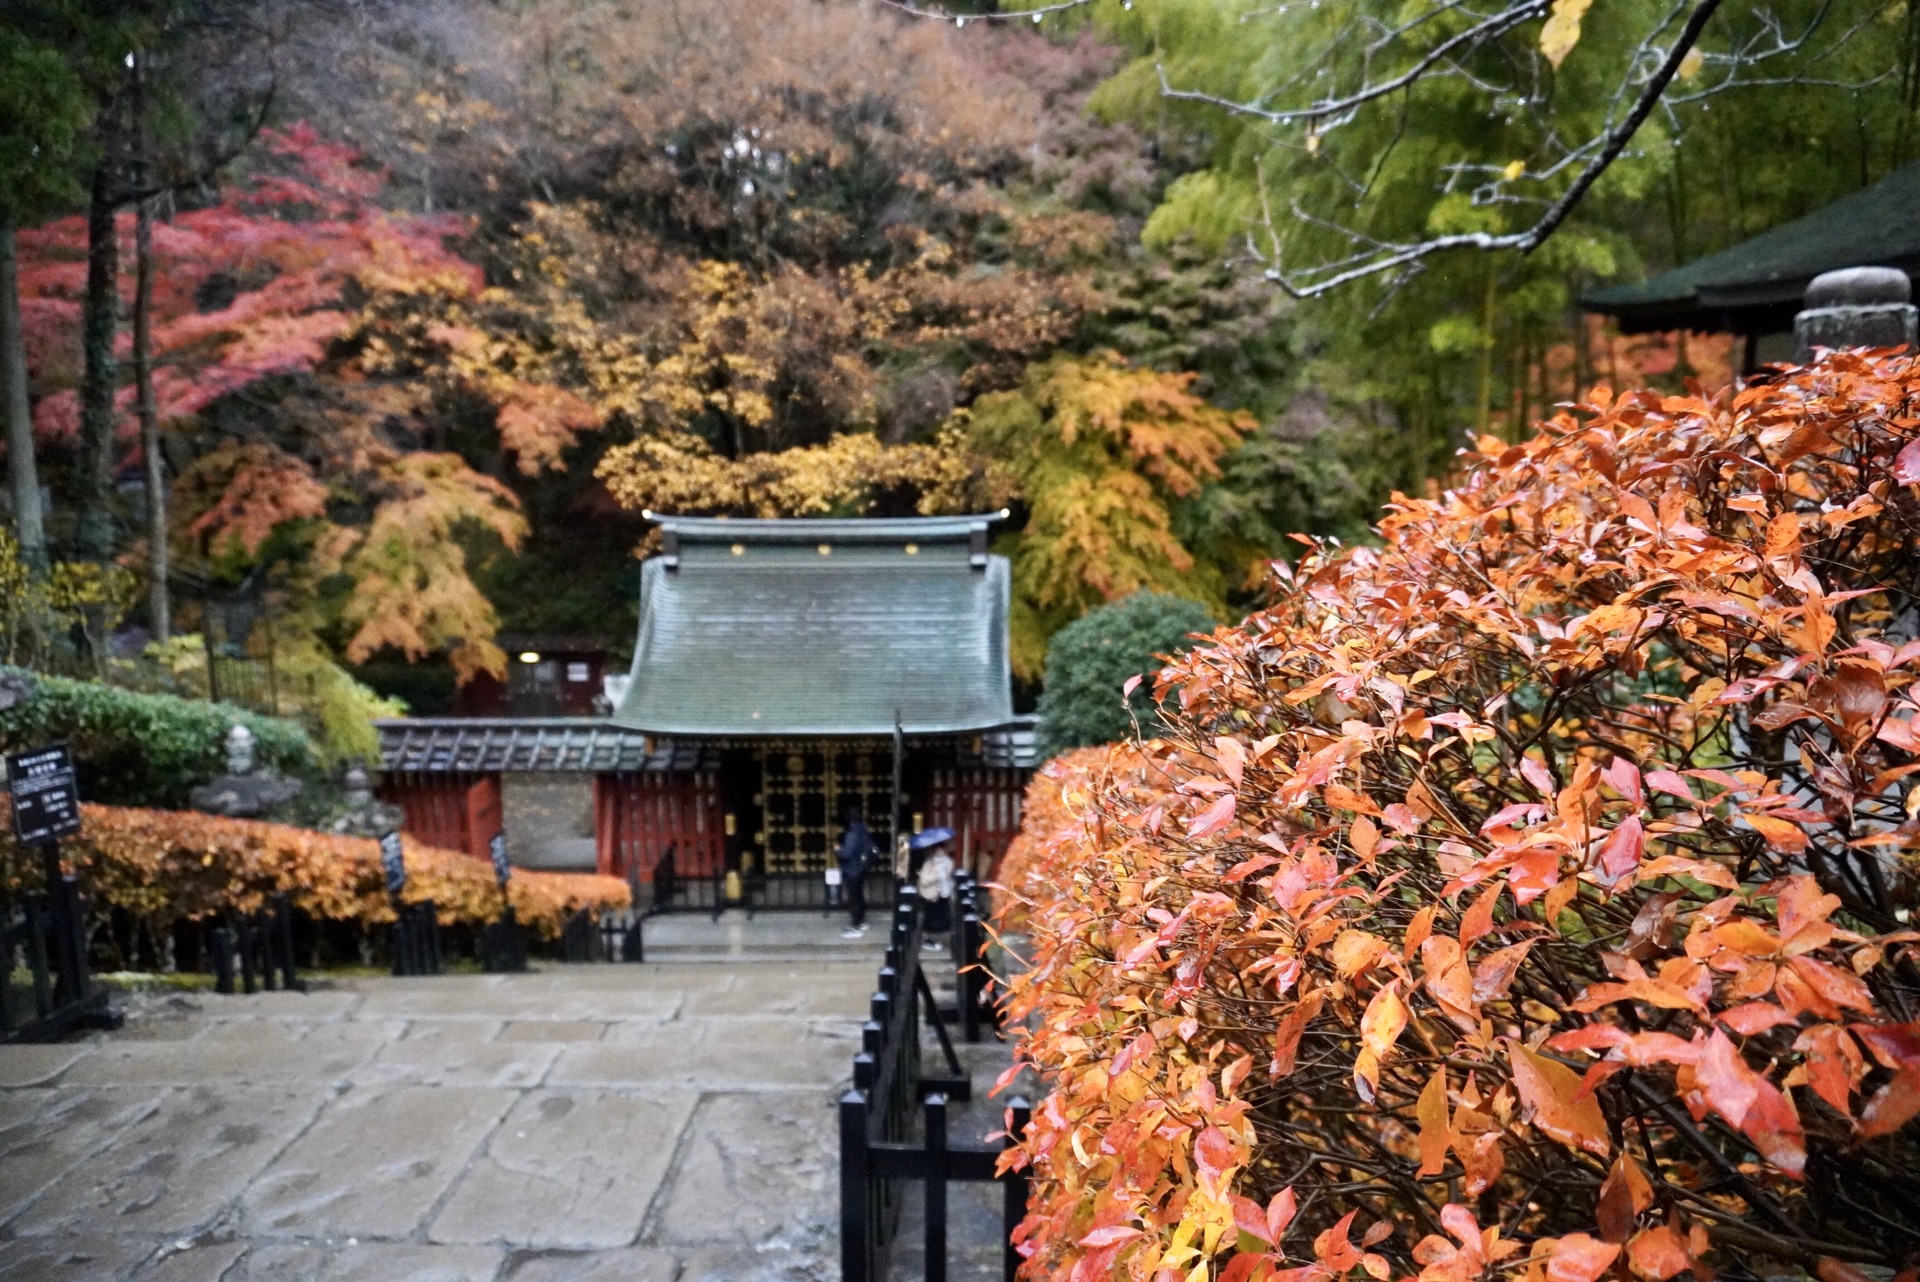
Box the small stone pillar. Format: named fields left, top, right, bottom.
left=1794, top=266, right=1916, bottom=360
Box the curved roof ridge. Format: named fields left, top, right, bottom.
left=642, top=512, right=1009, bottom=544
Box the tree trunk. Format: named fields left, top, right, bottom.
left=1474, top=267, right=1498, bottom=437
left=0, top=216, right=47, bottom=573
left=76, top=158, right=121, bottom=564
left=132, top=54, right=168, bottom=641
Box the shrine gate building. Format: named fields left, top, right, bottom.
left=376, top=514, right=1036, bottom=908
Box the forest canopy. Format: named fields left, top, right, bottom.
left=2, top=0, right=1913, bottom=700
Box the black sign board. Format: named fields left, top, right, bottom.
left=489, top=832, right=511, bottom=888
left=379, top=831, right=407, bottom=897
left=7, top=744, right=81, bottom=847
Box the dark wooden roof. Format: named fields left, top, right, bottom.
left=376, top=718, right=714, bottom=773
left=373, top=716, right=1040, bottom=772
left=1583, top=162, right=1920, bottom=335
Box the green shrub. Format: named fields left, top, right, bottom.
left=0, top=667, right=318, bottom=809
left=1036, top=592, right=1215, bottom=755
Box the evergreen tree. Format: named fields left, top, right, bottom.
left=1037, top=590, right=1215, bottom=754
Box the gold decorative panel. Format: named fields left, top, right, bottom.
left=755, top=742, right=896, bottom=874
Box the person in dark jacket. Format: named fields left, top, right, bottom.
left=837, top=806, right=875, bottom=937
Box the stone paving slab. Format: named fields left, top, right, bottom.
left=499, top=1247, right=678, bottom=1282
left=326, top=1243, right=507, bottom=1281
left=402, top=1017, right=508, bottom=1044
left=429, top=1090, right=696, bottom=1249
left=650, top=1092, right=837, bottom=1252
left=0, top=1087, right=169, bottom=1224
left=188, top=989, right=365, bottom=1020
left=350, top=1036, right=562, bottom=1089
left=15, top=1085, right=328, bottom=1238
left=553, top=1019, right=847, bottom=1090
left=356, top=983, right=683, bottom=1024
left=0, top=1233, right=157, bottom=1281
left=142, top=1241, right=249, bottom=1282
left=0, top=940, right=1012, bottom=1281
left=0, top=1043, right=88, bottom=1087
left=60, top=1021, right=393, bottom=1087
left=204, top=1242, right=326, bottom=1280
left=241, top=1085, right=516, bottom=1238
left=496, top=1020, right=606, bottom=1043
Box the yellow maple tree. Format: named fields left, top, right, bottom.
left=965, top=351, right=1253, bottom=678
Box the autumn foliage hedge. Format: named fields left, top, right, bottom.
left=0, top=802, right=629, bottom=945
left=993, top=352, right=1920, bottom=1282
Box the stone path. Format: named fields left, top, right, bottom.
left=0, top=945, right=889, bottom=1282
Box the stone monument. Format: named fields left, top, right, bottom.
left=1794, top=266, right=1917, bottom=359
left=189, top=723, right=303, bottom=819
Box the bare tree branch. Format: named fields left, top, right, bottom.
left=883, top=0, right=1891, bottom=296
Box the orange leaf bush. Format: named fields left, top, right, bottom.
left=995, top=352, right=1920, bottom=1282
left=1, top=801, right=629, bottom=942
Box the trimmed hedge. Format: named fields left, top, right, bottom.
left=0, top=667, right=318, bottom=809
left=0, top=800, right=629, bottom=941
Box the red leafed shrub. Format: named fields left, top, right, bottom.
left=995, top=352, right=1920, bottom=1282
left=1, top=801, right=629, bottom=941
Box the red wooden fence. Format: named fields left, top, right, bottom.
left=926, top=767, right=1026, bottom=880
left=594, top=771, right=726, bottom=880
left=379, top=773, right=502, bottom=863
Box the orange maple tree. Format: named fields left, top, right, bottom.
left=994, top=351, right=1920, bottom=1282
left=16, top=125, right=597, bottom=681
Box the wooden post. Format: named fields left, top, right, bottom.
left=1004, top=1096, right=1031, bottom=1282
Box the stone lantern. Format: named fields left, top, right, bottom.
left=330, top=762, right=404, bottom=838
left=1794, top=266, right=1917, bottom=359
left=189, top=723, right=302, bottom=819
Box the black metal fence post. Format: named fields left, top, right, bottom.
left=269, top=895, right=304, bottom=991
left=392, top=900, right=443, bottom=977
left=925, top=1092, right=948, bottom=1282
left=482, top=905, right=529, bottom=973
left=241, top=913, right=261, bottom=993
left=23, top=896, right=51, bottom=1018
left=211, top=921, right=236, bottom=994
left=841, top=1086, right=873, bottom=1282
left=48, top=874, right=88, bottom=1006
left=838, top=881, right=1029, bottom=1282
left=1005, top=1096, right=1031, bottom=1282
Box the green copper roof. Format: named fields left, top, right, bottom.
left=612, top=515, right=1015, bottom=736
left=1583, top=162, right=1920, bottom=335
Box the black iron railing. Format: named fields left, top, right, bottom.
left=840, top=884, right=1030, bottom=1282
left=480, top=906, right=530, bottom=972
left=2, top=873, right=121, bottom=1043
left=209, top=894, right=304, bottom=994
left=391, top=900, right=442, bottom=976
left=648, top=846, right=894, bottom=918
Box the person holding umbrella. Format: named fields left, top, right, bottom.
left=910, top=826, right=956, bottom=951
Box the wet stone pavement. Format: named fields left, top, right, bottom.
left=0, top=926, right=921, bottom=1282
